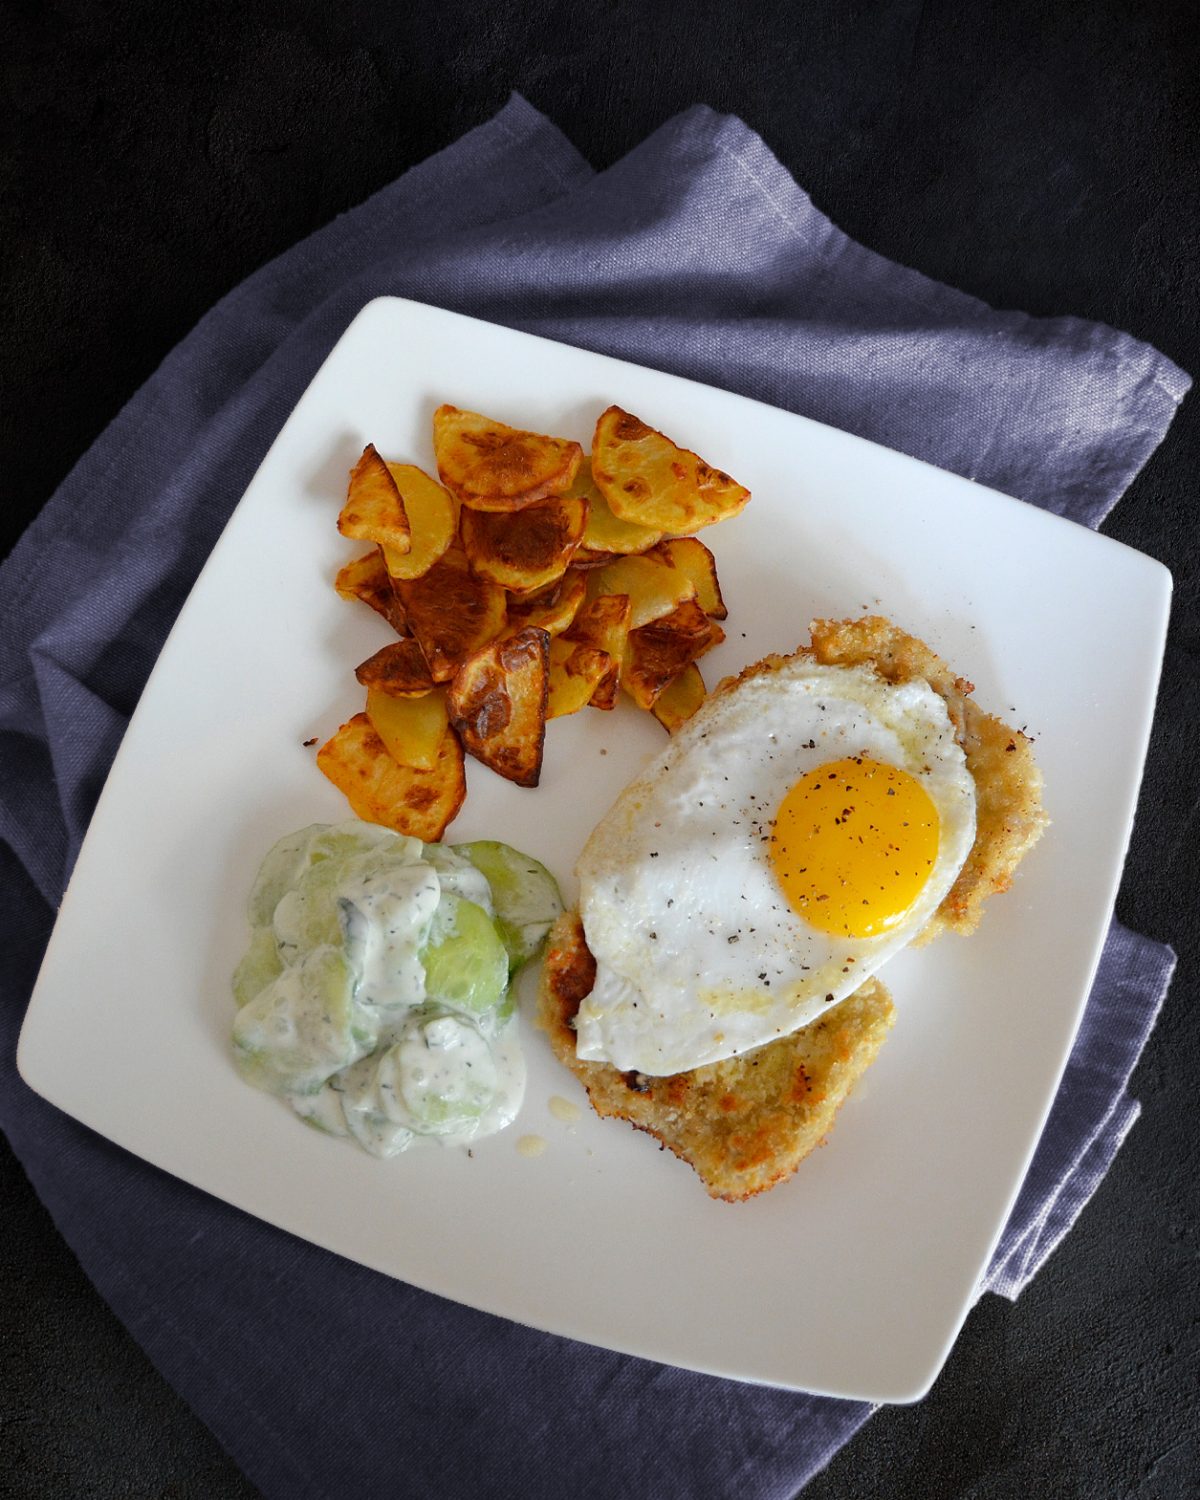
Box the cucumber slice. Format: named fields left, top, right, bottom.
left=232, top=924, right=283, bottom=1008
left=273, top=843, right=404, bottom=960
left=333, top=1053, right=416, bottom=1158
left=246, top=824, right=325, bottom=927
left=232, top=945, right=374, bottom=1096
left=307, top=821, right=418, bottom=868
left=288, top=1084, right=350, bottom=1138
left=378, top=1012, right=499, bottom=1136
left=457, top=841, right=564, bottom=968
left=272, top=857, right=344, bottom=956
left=247, top=821, right=416, bottom=929
left=422, top=843, right=495, bottom=915
left=421, top=893, right=509, bottom=1017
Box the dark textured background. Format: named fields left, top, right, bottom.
left=3, top=1, right=1198, bottom=1496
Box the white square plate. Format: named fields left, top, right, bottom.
left=18, top=297, right=1170, bottom=1402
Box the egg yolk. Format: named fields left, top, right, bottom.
left=769, top=756, right=940, bottom=939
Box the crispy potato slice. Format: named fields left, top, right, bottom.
left=591, top=655, right=622, bottom=712
left=338, top=445, right=411, bottom=554
left=571, top=460, right=663, bottom=555
left=592, top=406, right=750, bottom=535
left=392, top=548, right=507, bottom=683
left=592, top=553, right=696, bottom=630
left=654, top=536, right=727, bottom=619
left=379, top=464, right=458, bottom=581
left=564, top=592, right=632, bottom=657
left=651, top=662, right=706, bottom=732
left=355, top=638, right=436, bottom=698
left=446, top=627, right=550, bottom=787
left=504, top=567, right=587, bottom=639
left=317, top=713, right=465, bottom=841
left=547, top=639, right=613, bottom=719
left=460, top=492, right=588, bottom=592
left=572, top=546, right=619, bottom=570
left=622, top=599, right=725, bottom=710
left=334, top=549, right=408, bottom=635
left=433, top=405, right=582, bottom=511
left=365, top=686, right=450, bottom=772
left=563, top=593, right=631, bottom=710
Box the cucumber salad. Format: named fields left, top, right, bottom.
left=231, top=821, right=563, bottom=1156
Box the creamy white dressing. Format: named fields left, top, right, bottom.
left=231, top=822, right=540, bottom=1159
left=340, top=862, right=441, bottom=1010
left=292, top=1010, right=526, bottom=1157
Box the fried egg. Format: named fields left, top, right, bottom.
left=574, top=658, right=976, bottom=1075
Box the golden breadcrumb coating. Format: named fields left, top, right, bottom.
left=537, top=912, right=895, bottom=1202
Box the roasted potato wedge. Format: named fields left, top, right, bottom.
left=446, top=627, right=550, bottom=787
left=592, top=406, right=750, bottom=535
left=433, top=405, right=582, bottom=511
left=547, top=639, right=614, bottom=719
left=563, top=593, right=631, bottom=710
left=571, top=461, right=663, bottom=555
left=505, top=567, right=588, bottom=638
left=365, top=686, right=450, bottom=772
left=592, top=552, right=696, bottom=630
left=334, top=549, right=407, bottom=635
left=316, top=713, right=465, bottom=840
left=651, top=662, right=706, bottom=732
left=338, top=445, right=411, bottom=554
left=354, top=638, right=435, bottom=697
left=460, top=492, right=588, bottom=592
left=393, top=548, right=507, bottom=683
left=380, top=464, right=458, bottom=581
left=654, top=536, right=727, bottom=620
left=622, top=599, right=725, bottom=710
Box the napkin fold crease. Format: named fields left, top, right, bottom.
left=0, top=94, right=1185, bottom=1500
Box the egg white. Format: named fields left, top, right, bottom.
left=574, top=660, right=976, bottom=1075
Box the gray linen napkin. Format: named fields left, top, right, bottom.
left=0, top=95, right=1185, bottom=1500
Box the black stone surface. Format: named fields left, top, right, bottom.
left=2, top=2, right=1197, bottom=1496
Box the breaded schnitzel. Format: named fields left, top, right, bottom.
left=537, top=617, right=1047, bottom=1200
